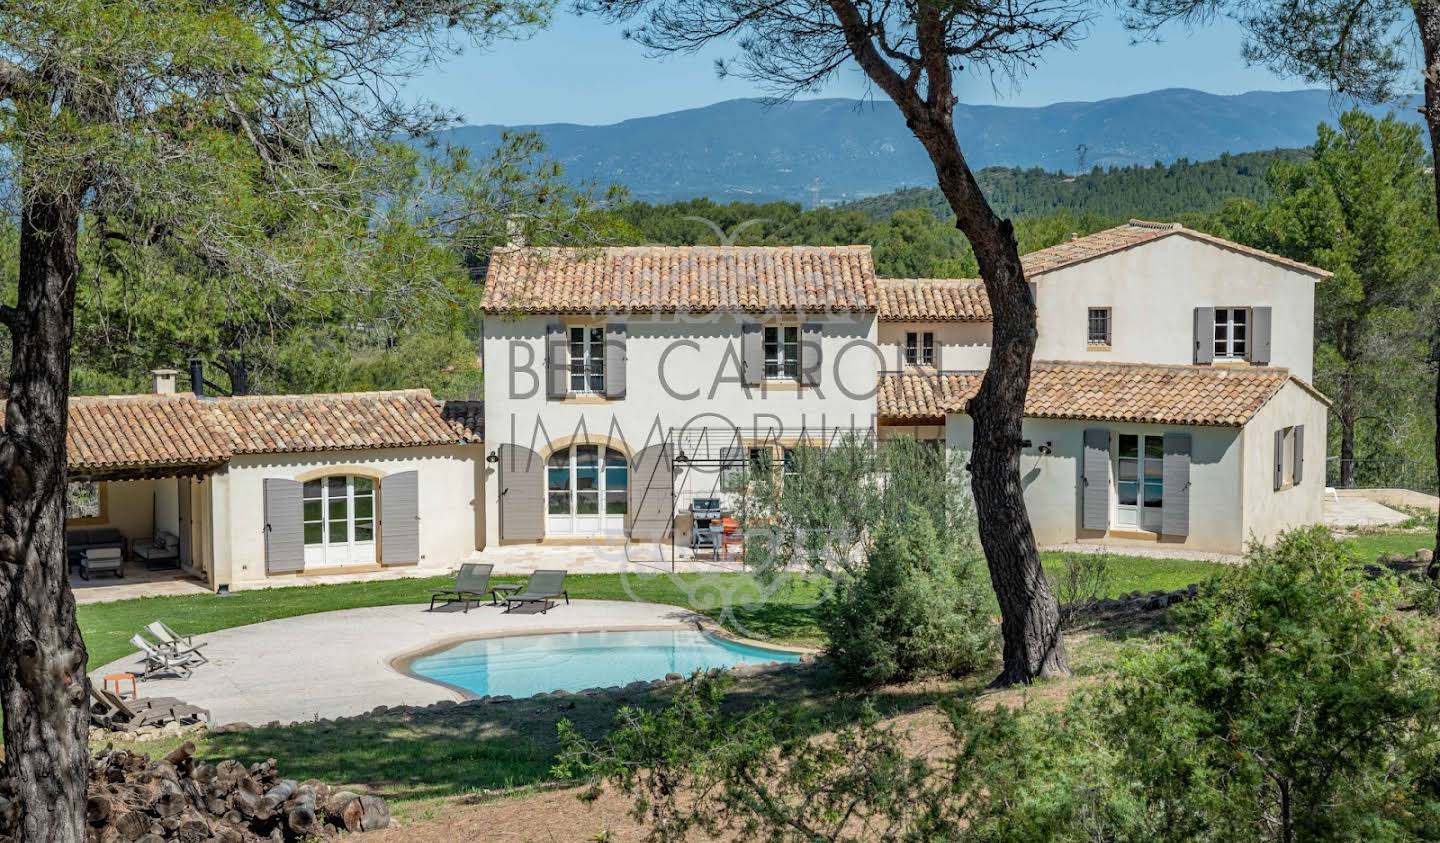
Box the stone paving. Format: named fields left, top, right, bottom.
left=92, top=600, right=707, bottom=725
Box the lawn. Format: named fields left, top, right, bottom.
left=58, top=548, right=1277, bottom=816
left=1339, top=529, right=1435, bottom=562
left=81, top=552, right=1226, bottom=671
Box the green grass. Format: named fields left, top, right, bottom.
left=1339, top=530, right=1436, bottom=562
left=80, top=553, right=1227, bottom=671
left=69, top=553, right=1231, bottom=813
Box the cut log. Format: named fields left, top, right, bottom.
left=339, top=794, right=390, bottom=832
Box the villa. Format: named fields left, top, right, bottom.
left=57, top=220, right=1330, bottom=591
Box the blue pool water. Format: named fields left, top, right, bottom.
left=408, top=629, right=802, bottom=698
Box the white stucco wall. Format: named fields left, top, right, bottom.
left=1240, top=381, right=1329, bottom=546
left=945, top=413, right=1249, bottom=554
left=876, top=321, right=992, bottom=371
left=482, top=312, right=880, bottom=544
left=211, top=445, right=482, bottom=585
left=1031, top=235, right=1320, bottom=381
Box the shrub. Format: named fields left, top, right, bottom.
left=1085, top=526, right=1440, bottom=841
left=818, top=502, right=993, bottom=685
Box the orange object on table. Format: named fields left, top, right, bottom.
left=103, top=672, right=138, bottom=700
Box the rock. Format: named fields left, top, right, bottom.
left=1417, top=548, right=1434, bottom=564
left=664, top=672, right=682, bottom=682
left=368, top=706, right=389, bottom=717
left=431, top=699, right=456, bottom=710
left=488, top=695, right=512, bottom=703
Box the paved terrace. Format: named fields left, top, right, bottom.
left=92, top=600, right=704, bottom=725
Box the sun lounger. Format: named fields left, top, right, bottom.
left=503, top=569, right=569, bottom=614
left=144, top=622, right=209, bottom=664
left=429, top=563, right=496, bottom=613
left=130, top=634, right=196, bottom=679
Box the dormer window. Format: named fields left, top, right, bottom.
left=1214, top=308, right=1248, bottom=360
left=904, top=331, right=935, bottom=366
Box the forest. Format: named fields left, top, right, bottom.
left=3, top=118, right=1434, bottom=492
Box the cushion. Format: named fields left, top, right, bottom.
left=84, top=547, right=123, bottom=562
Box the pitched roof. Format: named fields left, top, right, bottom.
left=879, top=362, right=1322, bottom=427
left=61, top=395, right=234, bottom=473
left=1020, top=220, right=1332, bottom=279
left=21, top=390, right=481, bottom=474
left=212, top=391, right=473, bottom=455
left=876, top=279, right=991, bottom=321
left=481, top=245, right=878, bottom=315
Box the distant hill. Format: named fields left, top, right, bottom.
left=844, top=149, right=1311, bottom=220
left=435, top=89, right=1416, bottom=203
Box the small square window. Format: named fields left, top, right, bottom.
left=1087, top=308, right=1111, bottom=346
left=904, top=331, right=936, bottom=367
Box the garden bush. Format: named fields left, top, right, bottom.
left=818, top=502, right=993, bottom=684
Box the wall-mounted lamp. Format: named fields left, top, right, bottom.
left=485, top=451, right=500, bottom=464
left=1038, top=442, right=1054, bottom=456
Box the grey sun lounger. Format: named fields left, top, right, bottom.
left=144, top=621, right=209, bottom=665
left=429, top=563, right=496, bottom=613
left=130, top=634, right=196, bottom=679
left=503, top=569, right=570, bottom=614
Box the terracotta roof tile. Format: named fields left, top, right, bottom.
left=14, top=389, right=476, bottom=474
left=481, top=245, right=878, bottom=315
left=440, top=400, right=485, bottom=442
left=876, top=278, right=990, bottom=321
left=212, top=390, right=465, bottom=455
left=879, top=362, right=1310, bottom=427
left=57, top=395, right=233, bottom=473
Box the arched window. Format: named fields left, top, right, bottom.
left=546, top=445, right=627, bottom=536
left=302, top=475, right=376, bottom=566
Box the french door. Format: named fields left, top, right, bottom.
left=547, top=445, right=628, bottom=536
left=1115, top=434, right=1163, bottom=531
left=302, top=475, right=377, bottom=566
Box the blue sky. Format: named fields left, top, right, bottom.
left=407, top=9, right=1306, bottom=126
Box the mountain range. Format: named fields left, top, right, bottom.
left=435, top=88, right=1419, bottom=204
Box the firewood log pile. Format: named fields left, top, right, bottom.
left=0, top=743, right=390, bottom=842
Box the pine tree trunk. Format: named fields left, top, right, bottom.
left=1416, top=0, right=1440, bottom=563
left=0, top=185, right=90, bottom=843
left=912, top=117, right=1068, bottom=684
left=1338, top=415, right=1357, bottom=488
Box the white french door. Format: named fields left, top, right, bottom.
left=546, top=445, right=628, bottom=536
left=302, top=475, right=377, bottom=566
left=1115, top=434, right=1164, bottom=531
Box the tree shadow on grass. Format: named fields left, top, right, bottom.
left=197, top=660, right=960, bottom=807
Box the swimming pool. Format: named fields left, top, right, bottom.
left=406, top=628, right=803, bottom=698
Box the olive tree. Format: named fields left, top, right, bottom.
left=581, top=0, right=1092, bottom=685
left=0, top=1, right=552, bottom=840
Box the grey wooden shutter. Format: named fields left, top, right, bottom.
left=740, top=322, right=763, bottom=386
left=605, top=322, right=627, bottom=399
left=262, top=478, right=304, bottom=574
left=1161, top=432, right=1192, bottom=537
left=1081, top=429, right=1110, bottom=531
left=1274, top=429, right=1285, bottom=491
left=1193, top=307, right=1215, bottom=364
left=629, top=444, right=674, bottom=542
left=1249, top=307, right=1272, bottom=364
left=546, top=322, right=568, bottom=400
left=800, top=322, right=823, bottom=386
left=380, top=470, right=420, bottom=565
left=1293, top=424, right=1305, bottom=484
left=499, top=445, right=544, bottom=541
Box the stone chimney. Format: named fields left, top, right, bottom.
left=151, top=368, right=179, bottom=395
